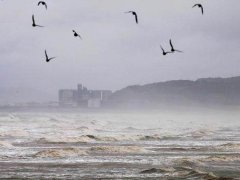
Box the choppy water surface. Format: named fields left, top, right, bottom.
left=0, top=110, right=239, bottom=179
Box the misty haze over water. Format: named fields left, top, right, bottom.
left=0, top=110, right=240, bottom=179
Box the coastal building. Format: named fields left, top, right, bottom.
left=58, top=84, right=112, bottom=108
left=59, top=89, right=77, bottom=106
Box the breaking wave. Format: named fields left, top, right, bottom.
left=201, top=155, right=240, bottom=162
left=140, top=167, right=175, bottom=174
left=90, top=146, right=148, bottom=154
left=34, top=134, right=181, bottom=144
left=218, top=143, right=240, bottom=150
left=0, top=129, right=29, bottom=137
left=189, top=129, right=214, bottom=138
left=0, top=141, right=14, bottom=148
left=139, top=166, right=229, bottom=179
left=33, top=148, right=87, bottom=158
left=36, top=136, right=96, bottom=144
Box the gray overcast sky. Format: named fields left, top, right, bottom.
left=0, top=0, right=240, bottom=95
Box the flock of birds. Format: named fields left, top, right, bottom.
left=32, top=1, right=205, bottom=62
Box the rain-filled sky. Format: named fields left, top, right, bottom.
left=0, top=0, right=240, bottom=95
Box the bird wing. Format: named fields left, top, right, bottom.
left=45, top=50, right=48, bottom=59
left=36, top=24, right=44, bottom=27
left=175, top=49, right=183, bottom=53
left=192, top=4, right=198, bottom=8
left=134, top=13, right=138, bottom=24
left=44, top=3, right=47, bottom=10
left=37, top=1, right=42, bottom=6
left=32, top=15, right=35, bottom=24
left=169, top=39, right=174, bottom=49
left=49, top=57, right=56, bottom=61
left=160, top=45, right=164, bottom=52
left=201, top=6, right=204, bottom=14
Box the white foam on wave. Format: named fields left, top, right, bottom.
left=189, top=129, right=214, bottom=138
left=36, top=134, right=168, bottom=144
left=201, top=155, right=240, bottom=162
left=37, top=135, right=96, bottom=143
left=89, top=146, right=148, bottom=154
left=34, top=148, right=87, bottom=158
left=218, top=143, right=240, bottom=150
left=0, top=129, right=29, bottom=137
left=0, top=141, right=14, bottom=148
left=97, top=134, right=179, bottom=142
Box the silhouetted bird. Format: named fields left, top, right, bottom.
left=193, top=4, right=204, bottom=15
left=38, top=1, right=47, bottom=10
left=160, top=45, right=172, bottom=56
left=169, top=39, right=183, bottom=53
left=72, top=30, right=82, bottom=39
left=32, top=15, right=44, bottom=27
left=45, top=50, right=56, bottom=62
left=125, top=11, right=138, bottom=24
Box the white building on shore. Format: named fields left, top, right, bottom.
left=59, top=84, right=112, bottom=108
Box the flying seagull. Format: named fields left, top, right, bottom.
left=193, top=4, right=204, bottom=15
left=169, top=39, right=183, bottom=53
left=125, top=11, right=138, bottom=24
left=45, top=50, right=56, bottom=62
left=72, top=30, right=82, bottom=39
left=38, top=1, right=47, bottom=10
left=160, top=45, right=172, bottom=56
left=32, top=15, right=44, bottom=27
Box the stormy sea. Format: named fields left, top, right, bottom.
left=0, top=109, right=239, bottom=179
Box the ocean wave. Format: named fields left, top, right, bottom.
left=174, top=158, right=204, bottom=169
left=182, top=169, right=218, bottom=179
left=218, top=143, right=240, bottom=150
left=0, top=141, right=14, bottom=148
left=169, top=166, right=232, bottom=180
left=35, top=134, right=181, bottom=144
left=103, top=134, right=179, bottom=141
left=33, top=148, right=87, bottom=158
left=140, top=167, right=175, bottom=174
left=36, top=136, right=96, bottom=144
left=89, top=146, right=148, bottom=154
left=189, top=129, right=214, bottom=138
left=137, top=134, right=179, bottom=141
left=200, top=155, right=240, bottom=162
left=0, top=129, right=29, bottom=137
left=165, top=147, right=199, bottom=151
left=138, top=135, right=162, bottom=141
left=90, top=120, right=108, bottom=127
left=173, top=156, right=239, bottom=179
left=123, top=127, right=139, bottom=131
left=99, top=134, right=179, bottom=141
left=139, top=166, right=223, bottom=179
left=98, top=136, right=119, bottom=141
left=76, top=126, right=90, bottom=131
